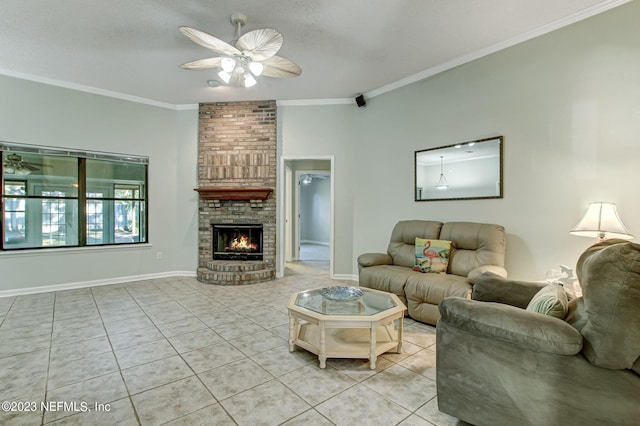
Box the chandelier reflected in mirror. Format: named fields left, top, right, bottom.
left=435, top=156, right=449, bottom=190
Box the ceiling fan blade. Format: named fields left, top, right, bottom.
left=179, top=26, right=240, bottom=56
left=22, top=163, right=40, bottom=171
left=236, top=28, right=283, bottom=61
left=261, top=55, right=302, bottom=78
left=180, top=57, right=223, bottom=70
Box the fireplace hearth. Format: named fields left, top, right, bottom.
left=213, top=224, right=263, bottom=261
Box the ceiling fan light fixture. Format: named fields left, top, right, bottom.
left=179, top=13, right=301, bottom=89
left=249, top=61, right=263, bottom=76
left=243, top=73, right=257, bottom=88
left=15, top=168, right=31, bottom=176
left=218, top=70, right=232, bottom=84
left=220, top=57, right=236, bottom=72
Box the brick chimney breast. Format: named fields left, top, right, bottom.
left=196, top=101, right=277, bottom=285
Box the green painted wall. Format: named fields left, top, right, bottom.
left=278, top=105, right=356, bottom=276
left=280, top=1, right=640, bottom=279
left=0, top=76, right=198, bottom=291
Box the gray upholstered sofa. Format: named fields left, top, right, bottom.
left=357, top=220, right=507, bottom=324
left=436, top=239, right=640, bottom=425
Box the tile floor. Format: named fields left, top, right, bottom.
left=299, top=243, right=330, bottom=261
left=0, top=261, right=467, bottom=426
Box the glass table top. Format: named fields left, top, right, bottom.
left=294, top=287, right=398, bottom=316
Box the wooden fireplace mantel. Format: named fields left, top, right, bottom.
left=194, top=187, right=273, bottom=201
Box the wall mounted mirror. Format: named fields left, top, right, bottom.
left=414, top=136, right=503, bottom=201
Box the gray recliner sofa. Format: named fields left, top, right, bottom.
left=357, top=220, right=507, bottom=325
left=436, top=239, right=640, bottom=425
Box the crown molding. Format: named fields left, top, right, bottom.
left=176, top=104, right=199, bottom=111
left=277, top=98, right=353, bottom=107
left=1, top=0, right=630, bottom=109
left=0, top=68, right=178, bottom=110
left=366, top=0, right=631, bottom=99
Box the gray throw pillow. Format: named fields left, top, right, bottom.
left=526, top=283, right=568, bottom=319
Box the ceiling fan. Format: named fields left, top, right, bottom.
left=300, top=173, right=329, bottom=185
left=3, top=153, right=42, bottom=175
left=179, top=13, right=301, bottom=88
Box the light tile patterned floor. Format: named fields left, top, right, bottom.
left=299, top=243, right=330, bottom=261
left=0, top=261, right=466, bottom=426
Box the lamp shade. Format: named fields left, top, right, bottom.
left=570, top=202, right=633, bottom=241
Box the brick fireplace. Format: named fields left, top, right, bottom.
left=196, top=101, right=276, bottom=285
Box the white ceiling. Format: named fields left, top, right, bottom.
left=0, top=0, right=627, bottom=108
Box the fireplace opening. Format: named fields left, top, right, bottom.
left=213, top=224, right=263, bottom=261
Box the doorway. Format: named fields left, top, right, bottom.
left=297, top=171, right=330, bottom=261
left=278, top=156, right=334, bottom=278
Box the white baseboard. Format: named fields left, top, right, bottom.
left=0, top=269, right=358, bottom=298
left=331, top=273, right=358, bottom=281
left=0, top=270, right=197, bottom=298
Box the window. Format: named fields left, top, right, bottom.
left=3, top=181, right=26, bottom=244
left=41, top=190, right=72, bottom=247
left=114, top=184, right=143, bottom=243
left=1, top=143, right=148, bottom=250
left=86, top=192, right=104, bottom=243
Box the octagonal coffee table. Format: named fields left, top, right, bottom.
left=287, top=287, right=405, bottom=369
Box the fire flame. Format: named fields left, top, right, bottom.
left=229, top=235, right=257, bottom=250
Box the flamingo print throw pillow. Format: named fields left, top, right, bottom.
left=414, top=238, right=451, bottom=274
